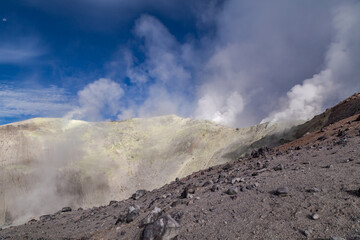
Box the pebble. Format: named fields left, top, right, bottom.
left=273, top=164, right=283, bottom=171
left=202, top=180, right=213, bottom=187
left=61, top=207, right=72, bottom=213
left=275, top=187, right=289, bottom=196
left=231, top=178, right=242, bottom=184
left=181, top=184, right=196, bottom=198
left=304, top=229, right=312, bottom=237
left=226, top=187, right=239, bottom=195
left=306, top=187, right=321, bottom=193
left=211, top=184, right=220, bottom=192
left=311, top=213, right=320, bottom=220
left=132, top=189, right=146, bottom=200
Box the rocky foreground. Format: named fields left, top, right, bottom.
left=0, top=113, right=359, bottom=239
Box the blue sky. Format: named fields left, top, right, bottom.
left=1, top=0, right=360, bottom=127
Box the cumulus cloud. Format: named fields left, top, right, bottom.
left=65, top=78, right=124, bottom=121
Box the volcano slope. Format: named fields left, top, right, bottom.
left=0, top=109, right=359, bottom=239
left=0, top=115, right=285, bottom=226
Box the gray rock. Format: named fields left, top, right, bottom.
left=222, top=163, right=232, bottom=170
left=330, top=237, right=346, bottom=240
left=61, top=207, right=72, bottom=213
left=231, top=178, right=241, bottom=184
left=211, top=184, right=220, bottom=192
left=40, top=214, right=54, bottom=221
left=306, top=187, right=321, bottom=193
left=181, top=184, right=196, bottom=198
left=317, top=135, right=328, bottom=141
left=126, top=209, right=140, bottom=223
left=140, top=207, right=162, bottom=227
left=273, top=164, right=283, bottom=171
left=116, top=205, right=141, bottom=225
left=202, top=180, right=213, bottom=187
left=142, top=214, right=180, bottom=240
left=275, top=187, right=289, bottom=196
left=304, top=229, right=312, bottom=237
left=311, top=213, right=320, bottom=220
left=171, top=211, right=184, bottom=222
left=132, top=189, right=147, bottom=200
left=226, top=187, right=239, bottom=195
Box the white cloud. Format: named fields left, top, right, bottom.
left=115, top=15, right=193, bottom=119
left=109, top=1, right=360, bottom=127
left=0, top=85, right=73, bottom=120
left=0, top=38, right=45, bottom=64
left=65, top=78, right=124, bottom=121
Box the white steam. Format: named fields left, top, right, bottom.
left=65, top=78, right=124, bottom=121
left=65, top=1, right=360, bottom=127
left=262, top=3, right=360, bottom=123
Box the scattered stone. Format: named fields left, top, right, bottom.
left=337, top=130, right=345, bottom=137
left=202, top=180, right=213, bottom=187
left=306, top=187, right=321, bottom=193
left=126, top=209, right=140, bottom=223
left=317, top=135, right=328, bottom=141
left=132, top=189, right=147, bottom=200
left=140, top=207, right=162, bottom=227
left=28, top=219, right=37, bottom=223
left=40, top=215, right=54, bottom=221
left=334, top=138, right=347, bottom=145
left=222, top=163, right=232, bottom=171
left=273, top=164, right=283, bottom=171
left=231, top=178, right=241, bottom=184
left=251, top=150, right=260, bottom=158
left=303, top=229, right=312, bottom=237
left=211, top=184, right=220, bottom=192
left=142, top=215, right=180, bottom=240
left=295, top=146, right=302, bottom=150
left=325, top=164, right=334, bottom=169
left=274, top=187, right=289, bottom=196
left=181, top=184, right=196, bottom=198
left=311, top=213, right=320, bottom=220
left=116, top=206, right=141, bottom=225
left=226, top=187, right=239, bottom=195
left=171, top=211, right=184, bottom=222
left=61, top=207, right=72, bottom=213
left=246, top=185, right=255, bottom=190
